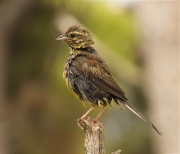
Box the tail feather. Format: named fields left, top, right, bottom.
left=124, top=101, right=162, bottom=136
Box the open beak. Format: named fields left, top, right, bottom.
left=55, top=34, right=67, bottom=41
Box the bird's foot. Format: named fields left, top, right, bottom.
left=92, top=118, right=104, bottom=130
left=77, top=117, right=88, bottom=130
left=80, top=116, right=85, bottom=121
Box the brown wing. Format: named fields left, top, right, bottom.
left=74, top=54, right=128, bottom=102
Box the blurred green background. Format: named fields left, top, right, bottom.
left=0, top=1, right=179, bottom=154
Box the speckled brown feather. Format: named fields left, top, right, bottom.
left=73, top=52, right=127, bottom=101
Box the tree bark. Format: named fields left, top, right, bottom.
left=77, top=117, right=121, bottom=154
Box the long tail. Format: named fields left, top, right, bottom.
left=124, top=101, right=162, bottom=136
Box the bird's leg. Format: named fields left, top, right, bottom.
left=80, top=106, right=94, bottom=120
left=94, top=105, right=106, bottom=122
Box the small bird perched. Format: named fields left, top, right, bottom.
left=56, top=25, right=162, bottom=135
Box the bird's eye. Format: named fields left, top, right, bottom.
left=70, top=34, right=75, bottom=38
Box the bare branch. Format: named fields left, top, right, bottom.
left=77, top=117, right=121, bottom=154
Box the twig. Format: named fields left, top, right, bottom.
left=77, top=117, right=121, bottom=154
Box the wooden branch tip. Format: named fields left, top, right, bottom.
left=77, top=116, right=121, bottom=154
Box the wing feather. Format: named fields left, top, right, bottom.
left=74, top=54, right=128, bottom=101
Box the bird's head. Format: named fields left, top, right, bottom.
left=56, top=25, right=94, bottom=49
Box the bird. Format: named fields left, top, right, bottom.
left=56, top=25, right=162, bottom=135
